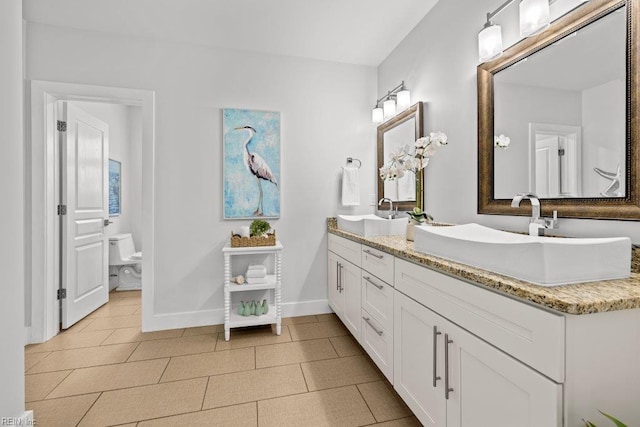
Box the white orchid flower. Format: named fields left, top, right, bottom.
left=430, top=131, right=448, bottom=146
left=494, top=134, right=510, bottom=148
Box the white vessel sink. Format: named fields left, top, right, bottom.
left=337, top=214, right=407, bottom=237
left=413, top=223, right=631, bottom=286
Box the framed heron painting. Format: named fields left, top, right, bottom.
left=222, top=108, right=281, bottom=219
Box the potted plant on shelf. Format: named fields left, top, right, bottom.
left=379, top=131, right=448, bottom=240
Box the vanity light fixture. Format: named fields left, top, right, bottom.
left=372, top=81, right=411, bottom=125
left=478, top=0, right=588, bottom=63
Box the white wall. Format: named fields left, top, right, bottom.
left=0, top=0, right=26, bottom=419
left=26, top=22, right=376, bottom=324
left=581, top=80, right=626, bottom=197
left=378, top=0, right=640, bottom=242
left=72, top=101, right=143, bottom=245
left=493, top=82, right=581, bottom=198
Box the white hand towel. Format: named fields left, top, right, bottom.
left=246, top=277, right=268, bottom=285
left=341, top=166, right=360, bottom=206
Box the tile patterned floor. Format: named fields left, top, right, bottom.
left=25, top=290, right=420, bottom=426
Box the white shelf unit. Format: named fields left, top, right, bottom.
left=222, top=241, right=283, bottom=341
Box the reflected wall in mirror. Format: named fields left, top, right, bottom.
left=478, top=0, right=640, bottom=219
left=494, top=6, right=626, bottom=199
left=377, top=102, right=424, bottom=211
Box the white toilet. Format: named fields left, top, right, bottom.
left=109, top=233, right=142, bottom=291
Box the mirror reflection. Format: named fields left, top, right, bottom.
left=383, top=118, right=417, bottom=202
left=377, top=102, right=423, bottom=211
left=493, top=6, right=626, bottom=199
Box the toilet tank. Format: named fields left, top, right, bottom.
left=109, top=233, right=136, bottom=265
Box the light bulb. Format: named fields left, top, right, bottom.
left=478, top=23, right=503, bottom=63
left=396, top=89, right=411, bottom=111
left=383, top=99, right=396, bottom=119
left=520, top=0, right=550, bottom=38
left=372, top=107, right=384, bottom=125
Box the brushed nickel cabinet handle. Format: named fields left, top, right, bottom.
left=433, top=326, right=442, bottom=387
left=336, top=262, right=340, bottom=291
left=445, top=333, right=454, bottom=400
left=363, top=316, right=383, bottom=336
left=363, top=249, right=384, bottom=259
left=363, top=276, right=384, bottom=290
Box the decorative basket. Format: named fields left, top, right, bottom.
left=230, top=231, right=276, bottom=247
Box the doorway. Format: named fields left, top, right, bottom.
left=28, top=81, right=155, bottom=344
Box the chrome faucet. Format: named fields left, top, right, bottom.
left=378, top=197, right=395, bottom=219
left=511, top=192, right=558, bottom=236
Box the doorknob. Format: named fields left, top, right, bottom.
left=104, top=219, right=113, bottom=226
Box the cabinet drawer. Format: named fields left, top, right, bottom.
left=395, top=258, right=565, bottom=382
left=361, top=273, right=393, bottom=331
left=361, top=309, right=393, bottom=383
left=362, top=245, right=394, bottom=284
left=328, top=234, right=361, bottom=267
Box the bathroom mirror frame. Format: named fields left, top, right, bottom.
left=377, top=102, right=424, bottom=211
left=477, top=0, right=640, bottom=220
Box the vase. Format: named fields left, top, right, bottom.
left=406, top=222, right=415, bottom=241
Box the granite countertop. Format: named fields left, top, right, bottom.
left=327, top=218, right=640, bottom=315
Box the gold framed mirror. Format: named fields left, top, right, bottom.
left=377, top=102, right=424, bottom=211
left=478, top=0, right=640, bottom=219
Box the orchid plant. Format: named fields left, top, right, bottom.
left=379, top=131, right=448, bottom=211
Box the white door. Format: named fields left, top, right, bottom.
left=394, top=291, right=446, bottom=427
left=60, top=102, right=110, bottom=328
left=445, top=320, right=562, bottom=427
left=535, top=135, right=560, bottom=198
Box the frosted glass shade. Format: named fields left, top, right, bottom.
left=520, top=0, right=550, bottom=37
left=372, top=107, right=384, bottom=124
left=396, top=89, right=411, bottom=111
left=478, top=24, right=503, bottom=63
left=383, top=99, right=396, bottom=118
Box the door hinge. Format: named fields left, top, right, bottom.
left=558, top=148, right=566, bottom=157
left=57, top=205, right=67, bottom=215
left=57, top=120, right=67, bottom=132
left=57, top=289, right=67, bottom=300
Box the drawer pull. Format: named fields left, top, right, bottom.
left=433, top=326, right=442, bottom=387
left=363, top=276, right=384, bottom=290
left=363, top=316, right=383, bottom=336
left=363, top=249, right=384, bottom=259
left=445, top=334, right=454, bottom=400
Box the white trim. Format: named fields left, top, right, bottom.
left=28, top=80, right=155, bottom=343
left=24, top=327, right=31, bottom=346
left=144, top=300, right=332, bottom=333
left=282, top=299, right=332, bottom=317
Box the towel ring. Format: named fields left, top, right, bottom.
left=346, top=157, right=362, bottom=169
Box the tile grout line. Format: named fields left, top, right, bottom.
left=40, top=368, right=75, bottom=401
left=74, top=391, right=103, bottom=426
left=124, top=341, right=143, bottom=363
left=200, top=376, right=210, bottom=411
left=298, top=363, right=310, bottom=393
left=157, top=357, right=172, bottom=384
left=355, top=382, right=379, bottom=424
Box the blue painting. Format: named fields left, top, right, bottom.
left=223, top=109, right=281, bottom=219
left=108, top=159, right=121, bottom=216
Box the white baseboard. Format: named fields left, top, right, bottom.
left=282, top=299, right=332, bottom=317
left=144, top=300, right=332, bottom=332
left=25, top=327, right=31, bottom=345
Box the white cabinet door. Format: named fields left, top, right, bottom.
left=328, top=252, right=344, bottom=316
left=341, top=258, right=362, bottom=339
left=445, top=321, right=562, bottom=427
left=394, top=291, right=446, bottom=427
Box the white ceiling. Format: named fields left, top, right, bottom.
left=23, top=0, right=439, bottom=67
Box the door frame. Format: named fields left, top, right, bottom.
left=28, top=80, right=155, bottom=343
